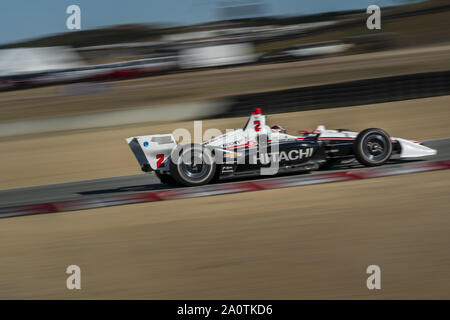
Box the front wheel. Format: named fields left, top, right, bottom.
left=169, top=144, right=217, bottom=186
left=354, top=128, right=392, bottom=166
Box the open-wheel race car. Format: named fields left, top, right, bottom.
left=126, top=108, right=437, bottom=186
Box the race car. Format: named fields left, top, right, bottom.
left=126, top=108, right=437, bottom=186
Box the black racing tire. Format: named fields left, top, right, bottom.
left=169, top=144, right=216, bottom=187
left=155, top=171, right=178, bottom=185
left=354, top=128, right=392, bottom=166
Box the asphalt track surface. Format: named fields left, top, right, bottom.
left=1, top=138, right=449, bottom=209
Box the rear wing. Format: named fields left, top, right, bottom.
left=126, top=134, right=177, bottom=171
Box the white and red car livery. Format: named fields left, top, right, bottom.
left=126, top=108, right=437, bottom=186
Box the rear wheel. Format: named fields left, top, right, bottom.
left=354, top=128, right=392, bottom=166
left=169, top=144, right=216, bottom=186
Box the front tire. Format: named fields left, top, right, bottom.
left=169, top=144, right=216, bottom=186
left=354, top=128, right=392, bottom=166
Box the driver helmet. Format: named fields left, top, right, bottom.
left=271, top=125, right=287, bottom=134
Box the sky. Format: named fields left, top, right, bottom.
left=0, top=0, right=416, bottom=45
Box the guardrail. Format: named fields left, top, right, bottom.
left=222, top=70, right=450, bottom=117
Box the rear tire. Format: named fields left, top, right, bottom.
left=354, top=128, right=392, bottom=166
left=169, top=144, right=216, bottom=186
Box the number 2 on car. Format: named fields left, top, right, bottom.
left=156, top=154, right=164, bottom=168
left=254, top=120, right=261, bottom=132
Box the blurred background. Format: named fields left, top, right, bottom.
left=0, top=0, right=449, bottom=129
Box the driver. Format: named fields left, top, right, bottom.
left=271, top=125, right=287, bottom=134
